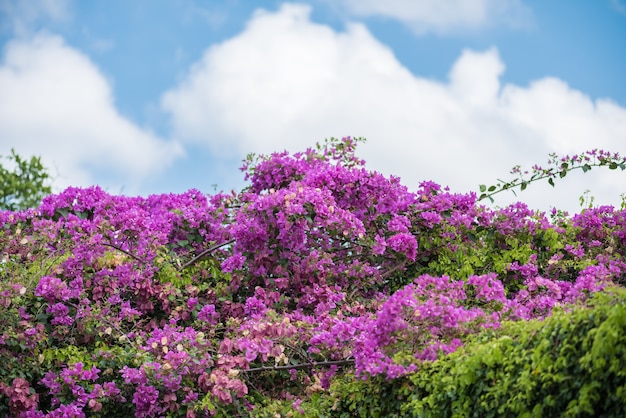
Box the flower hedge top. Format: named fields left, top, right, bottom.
left=1, top=137, right=625, bottom=417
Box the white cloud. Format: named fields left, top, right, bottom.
left=0, top=0, right=71, bottom=36
left=162, top=3, right=414, bottom=156
left=180, top=2, right=229, bottom=29
left=0, top=34, right=183, bottom=192
left=162, top=3, right=626, bottom=212
left=334, top=0, right=532, bottom=34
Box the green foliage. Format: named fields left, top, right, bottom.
left=250, top=373, right=409, bottom=418
left=0, top=149, right=52, bottom=211
left=254, top=288, right=626, bottom=417
left=394, top=208, right=589, bottom=296
left=402, top=287, right=626, bottom=417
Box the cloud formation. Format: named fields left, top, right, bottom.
left=335, top=0, right=532, bottom=34
left=0, top=0, right=71, bottom=36
left=162, top=3, right=626, bottom=211
left=0, top=34, right=183, bottom=192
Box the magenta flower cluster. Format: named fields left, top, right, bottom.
left=1, top=137, right=625, bottom=416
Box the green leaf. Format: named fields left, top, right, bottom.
left=77, top=210, right=92, bottom=220
left=36, top=313, right=49, bottom=323
left=55, top=208, right=70, bottom=219
left=548, top=178, right=555, bottom=187
left=479, top=185, right=486, bottom=193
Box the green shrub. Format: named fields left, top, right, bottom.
left=402, top=286, right=626, bottom=417
left=259, top=287, right=626, bottom=417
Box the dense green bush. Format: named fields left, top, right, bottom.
left=257, top=287, right=626, bottom=417
left=404, top=287, right=626, bottom=417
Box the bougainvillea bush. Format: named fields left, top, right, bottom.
left=1, top=137, right=625, bottom=417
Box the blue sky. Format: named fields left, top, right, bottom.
left=1, top=0, right=626, bottom=213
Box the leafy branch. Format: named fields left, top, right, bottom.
left=478, top=149, right=626, bottom=203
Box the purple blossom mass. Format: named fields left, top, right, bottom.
left=0, top=138, right=625, bottom=416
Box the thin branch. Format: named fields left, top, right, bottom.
left=180, top=239, right=236, bottom=270
left=242, top=358, right=354, bottom=374
left=478, top=154, right=626, bottom=202
left=102, top=242, right=146, bottom=265
left=382, top=259, right=408, bottom=279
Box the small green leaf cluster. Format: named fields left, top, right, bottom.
left=389, top=203, right=593, bottom=297
left=249, top=373, right=409, bottom=418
